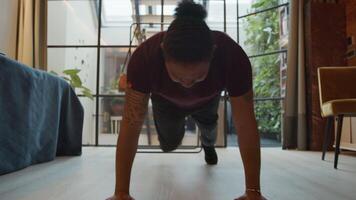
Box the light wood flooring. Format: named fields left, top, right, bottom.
left=1, top=147, right=356, bottom=200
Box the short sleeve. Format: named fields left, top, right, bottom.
left=224, top=37, right=252, bottom=97
left=126, top=45, right=150, bottom=94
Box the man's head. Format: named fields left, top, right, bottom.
left=161, top=0, right=214, bottom=88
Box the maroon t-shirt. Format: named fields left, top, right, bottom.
left=127, top=31, right=252, bottom=109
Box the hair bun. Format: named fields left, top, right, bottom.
left=174, top=0, right=207, bottom=21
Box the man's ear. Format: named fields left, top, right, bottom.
left=160, top=42, right=164, bottom=50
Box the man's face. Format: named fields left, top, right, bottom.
left=165, top=60, right=210, bottom=88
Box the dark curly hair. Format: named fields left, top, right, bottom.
left=162, top=0, right=213, bottom=63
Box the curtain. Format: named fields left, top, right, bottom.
left=282, top=0, right=307, bottom=150
left=16, top=0, right=47, bottom=70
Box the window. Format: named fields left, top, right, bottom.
left=227, top=0, right=289, bottom=147
left=47, top=0, right=289, bottom=147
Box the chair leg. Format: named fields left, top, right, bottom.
left=334, top=115, right=344, bottom=169
left=322, top=117, right=333, bottom=160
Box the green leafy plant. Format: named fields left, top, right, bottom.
left=243, top=0, right=282, bottom=136
left=50, top=69, right=94, bottom=100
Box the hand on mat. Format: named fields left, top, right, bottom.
left=234, top=192, right=267, bottom=200
left=106, top=193, right=135, bottom=200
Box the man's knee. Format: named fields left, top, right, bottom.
left=160, top=143, right=180, bottom=152
left=155, top=123, right=185, bottom=152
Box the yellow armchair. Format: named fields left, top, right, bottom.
left=318, top=66, right=356, bottom=169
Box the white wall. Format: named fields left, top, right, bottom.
left=0, top=0, right=19, bottom=59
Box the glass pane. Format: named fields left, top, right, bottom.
left=131, top=23, right=165, bottom=45
left=47, top=48, right=98, bottom=95
left=254, top=99, right=282, bottom=138
left=239, top=7, right=282, bottom=56
left=101, top=0, right=166, bottom=45
left=247, top=53, right=284, bottom=146
left=98, top=96, right=124, bottom=145
left=79, top=97, right=97, bottom=145
left=160, top=0, right=223, bottom=31
left=238, top=0, right=254, bottom=17
left=98, top=97, right=200, bottom=148
left=48, top=0, right=98, bottom=45
left=98, top=97, right=161, bottom=146
left=100, top=0, right=135, bottom=45
left=162, top=0, right=177, bottom=23
left=162, top=0, right=209, bottom=23
left=101, top=26, right=132, bottom=46
left=226, top=99, right=282, bottom=147
left=206, top=0, right=224, bottom=32
left=230, top=52, right=285, bottom=145
left=226, top=25, right=238, bottom=42
left=99, top=47, right=136, bottom=95
left=249, top=53, right=281, bottom=98
left=238, top=0, right=287, bottom=17
left=226, top=0, right=238, bottom=42
left=139, top=2, right=164, bottom=23
left=226, top=0, right=237, bottom=21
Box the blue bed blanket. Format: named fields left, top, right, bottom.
left=0, top=55, right=84, bottom=175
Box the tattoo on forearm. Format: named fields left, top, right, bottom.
left=123, top=88, right=149, bottom=127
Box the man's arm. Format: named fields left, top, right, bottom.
left=114, top=88, right=149, bottom=196
left=230, top=90, right=261, bottom=194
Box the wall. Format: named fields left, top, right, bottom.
left=345, top=0, right=356, bottom=66
left=305, top=2, right=347, bottom=150
left=339, top=0, right=356, bottom=151
left=0, top=0, right=19, bottom=59
left=305, top=1, right=356, bottom=150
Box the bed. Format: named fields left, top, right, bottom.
left=0, top=54, right=84, bottom=175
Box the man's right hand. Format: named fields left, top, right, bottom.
left=106, top=193, right=135, bottom=200
left=113, top=88, right=149, bottom=199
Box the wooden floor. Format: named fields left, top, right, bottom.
left=1, top=147, right=356, bottom=200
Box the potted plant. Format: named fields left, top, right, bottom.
left=50, top=69, right=93, bottom=100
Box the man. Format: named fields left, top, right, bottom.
left=108, top=1, right=267, bottom=200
